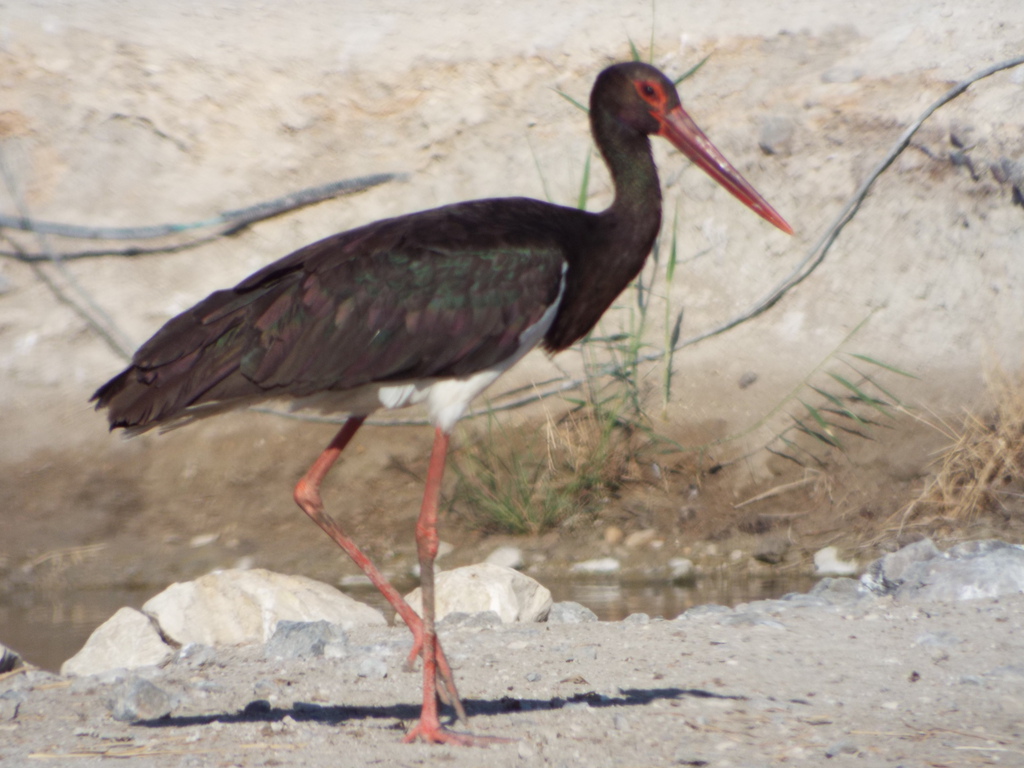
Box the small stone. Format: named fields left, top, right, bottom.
left=624, top=529, right=657, bottom=549
left=0, top=690, right=27, bottom=721
left=668, top=558, right=695, bottom=583
left=603, top=526, right=624, bottom=545
left=758, top=116, right=796, bottom=156
left=862, top=539, right=940, bottom=594
left=517, top=740, right=536, bottom=759
left=547, top=602, right=598, bottom=624
left=814, top=546, right=858, bottom=577
left=738, top=370, right=759, bottom=388
left=106, top=677, right=173, bottom=722
left=570, top=557, right=620, bottom=575
left=356, top=656, right=389, bottom=679
left=265, top=620, right=348, bottom=660
left=525, top=671, right=542, bottom=682
left=825, top=739, right=859, bottom=757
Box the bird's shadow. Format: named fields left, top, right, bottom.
left=136, top=687, right=744, bottom=730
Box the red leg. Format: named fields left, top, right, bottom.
left=401, top=429, right=508, bottom=746
left=293, top=417, right=466, bottom=722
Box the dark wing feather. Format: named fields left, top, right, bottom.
left=93, top=199, right=573, bottom=430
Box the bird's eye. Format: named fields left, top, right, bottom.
left=641, top=83, right=656, bottom=98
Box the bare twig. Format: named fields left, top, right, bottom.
left=0, top=173, right=404, bottom=246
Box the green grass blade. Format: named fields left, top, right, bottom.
left=808, top=384, right=867, bottom=425
left=576, top=151, right=591, bottom=210
left=674, top=55, right=710, bottom=85
left=792, top=415, right=842, bottom=448
left=554, top=88, right=588, bottom=113
left=666, top=206, right=679, bottom=283
left=668, top=308, right=684, bottom=349
left=848, top=353, right=918, bottom=378
left=826, top=372, right=893, bottom=418
left=628, top=38, right=642, bottom=62
left=842, top=362, right=904, bottom=406
left=799, top=400, right=842, bottom=448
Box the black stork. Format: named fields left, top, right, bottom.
left=92, top=62, right=792, bottom=744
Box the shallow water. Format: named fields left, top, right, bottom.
left=2, top=572, right=818, bottom=673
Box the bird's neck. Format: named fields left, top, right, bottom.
left=591, top=108, right=663, bottom=257
left=541, top=112, right=664, bottom=353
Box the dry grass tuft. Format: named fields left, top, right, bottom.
left=900, top=367, right=1024, bottom=528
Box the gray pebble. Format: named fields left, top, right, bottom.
left=525, top=671, right=542, bottom=682
left=106, top=677, right=173, bottom=722
left=623, top=612, right=650, bottom=625
left=825, top=738, right=859, bottom=757
left=759, top=115, right=796, bottom=156
left=0, top=689, right=27, bottom=721
left=265, top=620, right=348, bottom=660
left=548, top=602, right=598, bottom=624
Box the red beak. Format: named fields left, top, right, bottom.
left=657, top=105, right=793, bottom=235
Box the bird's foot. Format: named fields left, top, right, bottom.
left=402, top=719, right=511, bottom=746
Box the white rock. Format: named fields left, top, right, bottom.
left=404, top=563, right=551, bottom=624
left=668, top=558, right=695, bottom=581
left=570, top=557, right=621, bottom=575
left=624, top=529, right=658, bottom=548
left=62, top=607, right=173, bottom=677
left=143, top=568, right=385, bottom=647
left=484, top=545, right=524, bottom=570
left=814, top=547, right=858, bottom=577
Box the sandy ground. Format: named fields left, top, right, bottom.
left=3, top=589, right=1023, bottom=766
